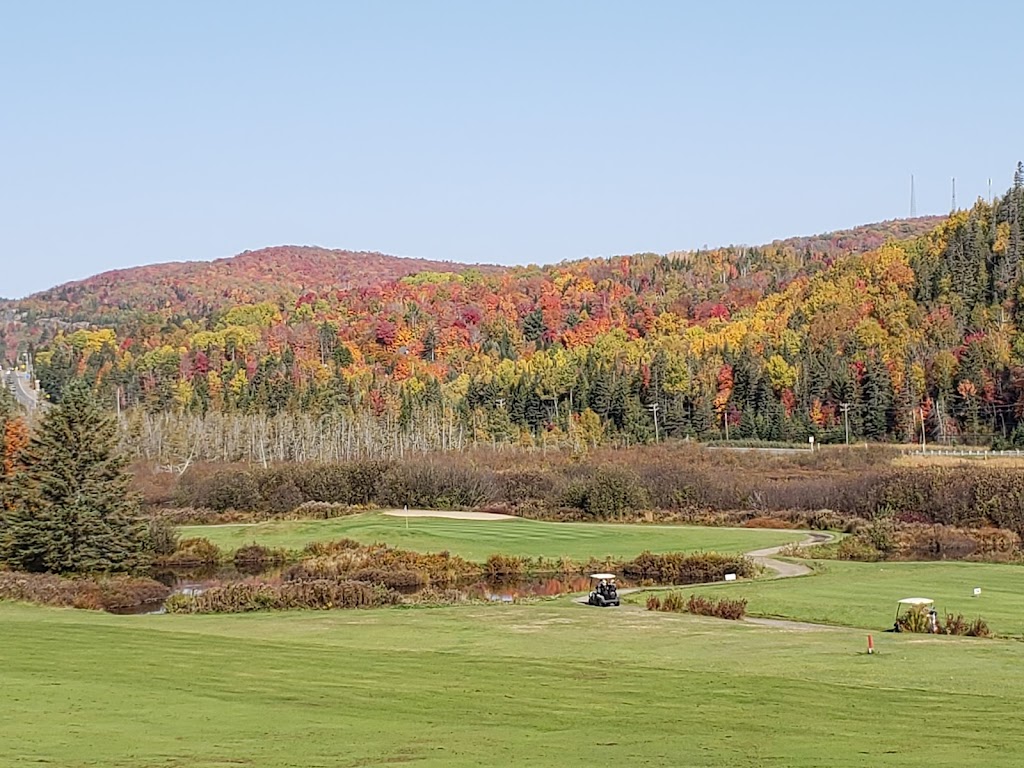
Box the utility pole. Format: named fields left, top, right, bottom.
left=840, top=402, right=851, bottom=445
left=646, top=402, right=660, bottom=443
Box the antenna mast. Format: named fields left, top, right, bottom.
left=951, top=177, right=957, bottom=212
left=910, top=174, right=917, bottom=217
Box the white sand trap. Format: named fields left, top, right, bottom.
left=382, top=508, right=513, bottom=521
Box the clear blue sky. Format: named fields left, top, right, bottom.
left=2, top=1, right=1020, bottom=299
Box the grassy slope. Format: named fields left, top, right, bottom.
left=652, top=560, right=1024, bottom=636
left=3, top=600, right=1024, bottom=768
left=179, top=513, right=804, bottom=560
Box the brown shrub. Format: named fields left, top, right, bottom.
left=233, top=544, right=288, bottom=569
left=165, top=579, right=400, bottom=613
left=161, top=537, right=222, bottom=566
left=350, top=567, right=425, bottom=589
left=660, top=592, right=686, bottom=612
left=301, top=538, right=363, bottom=557
left=622, top=552, right=755, bottom=584
left=483, top=554, right=525, bottom=581
left=684, top=594, right=748, bottom=620
left=0, top=572, right=170, bottom=611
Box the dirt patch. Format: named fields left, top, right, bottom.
left=382, top=508, right=514, bottom=521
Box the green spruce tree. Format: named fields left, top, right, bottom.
left=1, top=380, right=148, bottom=574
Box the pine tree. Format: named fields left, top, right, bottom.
left=1, top=380, right=148, bottom=574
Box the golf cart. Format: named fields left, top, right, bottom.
left=587, top=573, right=620, bottom=607
left=892, top=597, right=936, bottom=632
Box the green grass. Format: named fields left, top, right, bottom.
left=179, top=512, right=805, bottom=560
left=641, top=559, right=1024, bottom=636
left=4, top=599, right=1024, bottom=767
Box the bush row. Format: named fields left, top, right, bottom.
left=621, top=552, right=756, bottom=584
left=0, top=571, right=170, bottom=611
left=896, top=605, right=991, bottom=637
left=802, top=523, right=1022, bottom=562
left=164, top=579, right=400, bottom=613
left=163, top=450, right=1024, bottom=533
left=645, top=592, right=748, bottom=620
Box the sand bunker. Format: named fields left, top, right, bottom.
left=382, top=508, right=513, bottom=521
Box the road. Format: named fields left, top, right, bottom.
left=3, top=368, right=41, bottom=411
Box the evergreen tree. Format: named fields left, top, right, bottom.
left=1, top=380, right=148, bottom=574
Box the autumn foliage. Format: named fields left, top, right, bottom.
left=0, top=173, right=1021, bottom=450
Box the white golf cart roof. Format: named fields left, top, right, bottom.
left=590, top=573, right=617, bottom=580
left=897, top=597, right=934, bottom=606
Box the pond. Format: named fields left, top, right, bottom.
left=108, top=566, right=640, bottom=614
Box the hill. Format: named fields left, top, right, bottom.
left=14, top=246, right=501, bottom=320
left=9, top=190, right=1024, bottom=457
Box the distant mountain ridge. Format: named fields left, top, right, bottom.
left=8, top=217, right=943, bottom=321
left=17, top=246, right=501, bottom=320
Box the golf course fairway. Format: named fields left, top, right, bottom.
left=652, top=559, right=1024, bottom=636
left=3, top=600, right=1023, bottom=767
left=179, top=512, right=806, bottom=560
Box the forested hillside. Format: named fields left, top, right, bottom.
left=4, top=175, right=1023, bottom=459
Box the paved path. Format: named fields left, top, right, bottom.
left=746, top=531, right=833, bottom=578
left=573, top=530, right=835, bottom=620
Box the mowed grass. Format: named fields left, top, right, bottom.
left=3, top=600, right=1024, bottom=767
left=653, top=559, right=1024, bottom=636
left=180, top=512, right=805, bottom=560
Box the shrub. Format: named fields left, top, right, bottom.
left=0, top=572, right=170, bottom=611
left=164, top=579, right=400, bottom=613
left=292, top=464, right=352, bottom=504
left=685, top=594, right=748, bottom=620
left=660, top=592, right=686, bottom=612
left=378, top=461, right=497, bottom=510
left=287, top=542, right=478, bottom=588
left=350, top=567, right=425, bottom=589
left=896, top=605, right=932, bottom=634
left=622, top=551, right=755, bottom=584
left=301, top=538, right=363, bottom=557
left=161, top=537, right=222, bottom=566
left=560, top=466, right=649, bottom=519
left=179, top=468, right=260, bottom=511
left=833, top=537, right=882, bottom=561
left=645, top=594, right=662, bottom=611
left=233, top=544, right=288, bottom=570
left=943, top=613, right=968, bottom=635
left=483, top=554, right=525, bottom=581
left=966, top=617, right=992, bottom=638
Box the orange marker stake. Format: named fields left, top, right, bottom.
left=867, top=635, right=874, bottom=654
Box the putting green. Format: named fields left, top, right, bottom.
left=179, top=512, right=805, bottom=561
left=3, top=600, right=1024, bottom=767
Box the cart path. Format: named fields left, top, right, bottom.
left=574, top=530, right=834, bottom=606
left=746, top=531, right=833, bottom=578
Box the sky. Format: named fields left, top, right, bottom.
left=1, top=1, right=1021, bottom=299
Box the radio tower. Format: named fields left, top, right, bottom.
left=951, top=177, right=957, bottom=212
left=910, top=174, right=917, bottom=217
left=989, top=178, right=993, bottom=203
